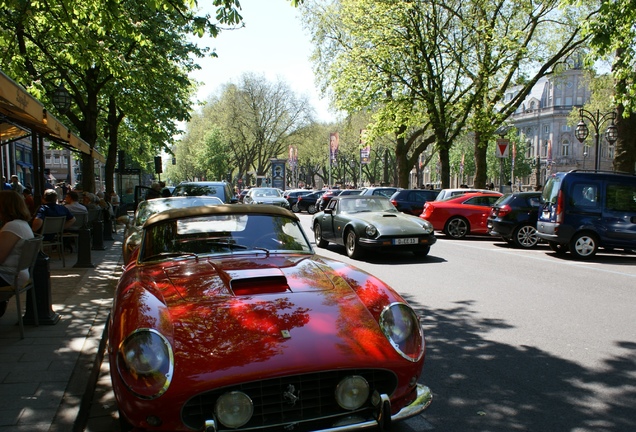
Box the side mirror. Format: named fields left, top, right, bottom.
left=324, top=208, right=333, bottom=215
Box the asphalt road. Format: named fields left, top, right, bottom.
left=297, top=213, right=636, bottom=432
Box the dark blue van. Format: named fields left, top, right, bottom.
left=536, top=171, right=636, bottom=259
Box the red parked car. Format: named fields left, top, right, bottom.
left=109, top=205, right=432, bottom=431
left=420, top=192, right=502, bottom=239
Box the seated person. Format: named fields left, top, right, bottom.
left=64, top=190, right=88, bottom=216
left=32, top=189, right=76, bottom=240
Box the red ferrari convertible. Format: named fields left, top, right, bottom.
left=109, top=205, right=432, bottom=431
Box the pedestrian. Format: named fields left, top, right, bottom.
left=32, top=189, right=76, bottom=238
left=110, top=191, right=120, bottom=217
left=146, top=182, right=162, bottom=200
left=10, top=175, right=24, bottom=194
left=2, top=176, right=11, bottom=190
left=0, top=191, right=36, bottom=317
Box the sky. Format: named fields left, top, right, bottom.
left=189, top=0, right=335, bottom=122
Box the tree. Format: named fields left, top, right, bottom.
left=304, top=0, right=591, bottom=189
left=210, top=73, right=314, bottom=184
left=579, top=0, right=636, bottom=173
left=0, top=0, right=246, bottom=193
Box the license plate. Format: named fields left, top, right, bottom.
left=394, top=238, right=417, bottom=245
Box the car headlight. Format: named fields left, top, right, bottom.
left=420, top=220, right=434, bottom=234
left=215, top=391, right=254, bottom=428
left=365, top=225, right=377, bottom=237
left=335, top=375, right=370, bottom=410
left=379, top=303, right=424, bottom=362
left=117, top=329, right=173, bottom=399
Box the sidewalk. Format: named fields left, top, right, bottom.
left=0, top=229, right=124, bottom=432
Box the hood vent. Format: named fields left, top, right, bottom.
left=231, top=275, right=291, bottom=296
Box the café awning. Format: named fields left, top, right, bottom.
left=0, top=69, right=105, bottom=164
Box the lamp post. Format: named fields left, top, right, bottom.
left=574, top=108, right=618, bottom=171
left=583, top=150, right=588, bottom=170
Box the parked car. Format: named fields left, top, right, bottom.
left=390, top=189, right=439, bottom=216
left=434, top=188, right=493, bottom=201
left=283, top=189, right=313, bottom=212
left=237, top=188, right=249, bottom=203
left=316, top=189, right=343, bottom=211
left=242, top=187, right=290, bottom=209
left=121, top=196, right=223, bottom=264
left=313, top=195, right=437, bottom=259
left=359, top=186, right=401, bottom=198
left=109, top=205, right=433, bottom=431
left=420, top=192, right=502, bottom=239
left=295, top=190, right=324, bottom=214
left=317, top=189, right=362, bottom=211
left=537, top=171, right=636, bottom=259
left=171, top=181, right=238, bottom=203
left=487, top=192, right=542, bottom=248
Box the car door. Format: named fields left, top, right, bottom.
left=316, top=198, right=339, bottom=242
left=601, top=180, right=636, bottom=247
left=462, top=195, right=501, bottom=233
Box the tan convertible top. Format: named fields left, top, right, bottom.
left=143, top=204, right=297, bottom=229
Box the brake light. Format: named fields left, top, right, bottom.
left=421, top=203, right=433, bottom=218
left=556, top=191, right=564, bottom=224
left=496, top=204, right=512, bottom=217
left=391, top=199, right=398, bottom=207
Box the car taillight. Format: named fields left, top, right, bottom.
left=391, top=199, right=398, bottom=207
left=421, top=203, right=433, bottom=218
left=496, top=204, right=512, bottom=217
left=556, top=190, right=564, bottom=224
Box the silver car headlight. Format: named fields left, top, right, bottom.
left=215, top=391, right=254, bottom=428
left=379, top=303, right=424, bottom=362
left=420, top=219, right=434, bottom=234
left=117, top=329, right=174, bottom=399
left=365, top=225, right=377, bottom=237
left=335, top=375, right=370, bottom=410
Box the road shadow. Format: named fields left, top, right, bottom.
left=400, top=296, right=636, bottom=431
left=315, top=243, right=447, bottom=265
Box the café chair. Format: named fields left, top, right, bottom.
left=40, top=216, right=67, bottom=267
left=0, top=236, right=42, bottom=339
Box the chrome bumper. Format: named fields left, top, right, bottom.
left=204, top=384, right=432, bottom=432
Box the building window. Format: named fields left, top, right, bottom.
left=54, top=154, right=61, bottom=164
left=565, top=97, right=573, bottom=106
left=543, top=125, right=550, bottom=134
left=45, top=154, right=52, bottom=164
left=561, top=124, right=571, bottom=132
left=562, top=140, right=570, bottom=156
left=555, top=97, right=562, bottom=106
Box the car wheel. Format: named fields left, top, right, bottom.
left=307, top=204, right=318, bottom=214
left=413, top=246, right=430, bottom=257
left=569, top=232, right=598, bottom=259
left=345, top=229, right=363, bottom=259
left=314, top=223, right=328, bottom=248
left=291, top=203, right=300, bottom=213
left=549, top=241, right=568, bottom=255
left=513, top=224, right=539, bottom=249
left=444, top=217, right=469, bottom=239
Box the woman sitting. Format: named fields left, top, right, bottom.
left=0, top=191, right=35, bottom=317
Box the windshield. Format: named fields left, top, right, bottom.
left=340, top=197, right=398, bottom=213
left=140, top=213, right=312, bottom=262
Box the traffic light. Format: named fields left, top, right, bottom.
left=154, top=156, right=162, bottom=174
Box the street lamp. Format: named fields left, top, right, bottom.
left=574, top=108, right=618, bottom=171
left=51, top=83, right=72, bottom=114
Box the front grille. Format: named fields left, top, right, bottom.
left=182, top=369, right=397, bottom=431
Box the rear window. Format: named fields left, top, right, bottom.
left=174, top=184, right=225, bottom=200
left=542, top=177, right=562, bottom=205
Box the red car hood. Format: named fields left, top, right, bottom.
left=132, top=255, right=410, bottom=398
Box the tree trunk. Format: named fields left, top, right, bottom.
left=614, top=104, right=636, bottom=174
left=439, top=146, right=450, bottom=188
left=473, top=131, right=488, bottom=188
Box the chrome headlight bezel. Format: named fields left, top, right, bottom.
left=365, top=224, right=377, bottom=237
left=420, top=219, right=434, bottom=234
left=379, top=302, right=425, bottom=362
left=335, top=375, right=370, bottom=410
left=117, top=328, right=174, bottom=399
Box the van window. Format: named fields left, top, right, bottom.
left=606, top=183, right=636, bottom=212
left=570, top=183, right=600, bottom=209
left=542, top=177, right=562, bottom=204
